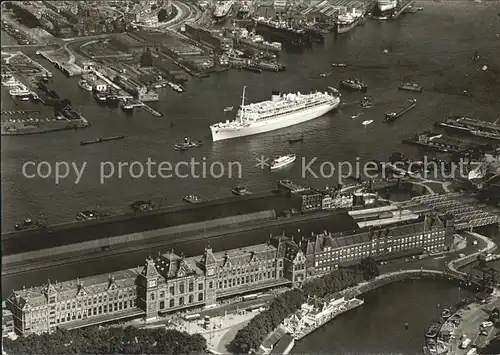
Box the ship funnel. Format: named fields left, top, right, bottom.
left=271, top=90, right=281, bottom=102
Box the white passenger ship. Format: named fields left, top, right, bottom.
left=210, top=87, right=340, bottom=141
left=271, top=154, right=296, bottom=170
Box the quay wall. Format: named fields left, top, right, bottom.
left=1, top=191, right=291, bottom=254
left=2, top=210, right=276, bottom=265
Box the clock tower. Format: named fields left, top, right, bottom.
left=137, top=257, right=160, bottom=321
left=199, top=244, right=218, bottom=305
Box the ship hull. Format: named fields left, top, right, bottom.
left=255, top=22, right=311, bottom=46
left=211, top=100, right=339, bottom=141
left=337, top=17, right=362, bottom=34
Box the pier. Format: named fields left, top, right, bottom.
left=37, top=51, right=83, bottom=77
left=392, top=0, right=415, bottom=19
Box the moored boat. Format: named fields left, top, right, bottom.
left=14, top=218, right=45, bottom=231
left=78, top=79, right=93, bottom=92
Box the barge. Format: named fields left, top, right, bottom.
left=402, top=132, right=483, bottom=153
left=80, top=135, right=124, bottom=146
left=385, top=98, right=417, bottom=122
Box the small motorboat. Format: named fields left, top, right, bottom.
left=174, top=137, right=203, bottom=151
left=232, top=186, right=252, bottom=195
left=351, top=113, right=363, bottom=120
left=319, top=72, right=331, bottom=77
left=362, top=120, right=373, bottom=126
left=332, top=63, right=347, bottom=68
left=224, top=106, right=233, bottom=112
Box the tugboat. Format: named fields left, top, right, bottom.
left=130, top=200, right=154, bottom=212
left=232, top=186, right=252, bottom=195
left=14, top=217, right=45, bottom=231
left=360, top=96, right=373, bottom=108
left=174, top=137, right=203, bottom=151
left=183, top=195, right=203, bottom=203
left=398, top=82, right=423, bottom=93
left=339, top=78, right=367, bottom=92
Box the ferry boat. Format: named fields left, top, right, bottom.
left=232, top=185, right=252, bottom=195
left=167, top=81, right=184, bottom=93
left=210, top=87, right=340, bottom=141
left=182, top=195, right=203, bottom=203
left=339, top=79, right=367, bottom=92
left=214, top=0, right=234, bottom=20
left=78, top=79, right=93, bottom=92
left=9, top=85, right=31, bottom=97
left=398, top=82, right=423, bottom=92
left=270, top=154, right=296, bottom=170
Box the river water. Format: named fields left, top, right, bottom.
left=293, top=279, right=474, bottom=354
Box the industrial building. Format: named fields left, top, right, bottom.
left=5, top=214, right=453, bottom=336
left=110, top=33, right=145, bottom=54
left=184, top=24, right=233, bottom=51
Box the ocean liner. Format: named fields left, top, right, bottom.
left=210, top=86, right=340, bottom=141
left=214, top=0, right=235, bottom=20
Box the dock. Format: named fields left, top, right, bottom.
left=37, top=51, right=83, bottom=77
left=142, top=103, right=163, bottom=117
left=392, top=0, right=415, bottom=19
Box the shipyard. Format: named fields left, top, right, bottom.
left=1, top=0, right=500, bottom=354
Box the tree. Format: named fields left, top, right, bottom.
left=158, top=8, right=168, bottom=22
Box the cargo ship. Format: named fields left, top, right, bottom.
left=237, top=34, right=282, bottom=52
left=385, top=98, right=417, bottom=122
left=335, top=9, right=364, bottom=34
left=214, top=0, right=235, bottom=20
left=210, top=86, right=340, bottom=141
left=254, top=19, right=312, bottom=46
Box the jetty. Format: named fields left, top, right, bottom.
left=37, top=51, right=83, bottom=77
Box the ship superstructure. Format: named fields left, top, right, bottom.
left=214, top=0, right=235, bottom=19
left=377, top=0, right=398, bottom=13
left=210, top=87, right=340, bottom=141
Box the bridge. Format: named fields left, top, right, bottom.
left=410, top=193, right=500, bottom=230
